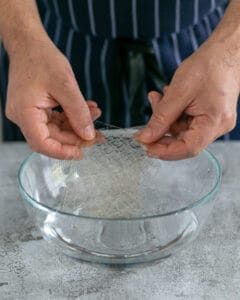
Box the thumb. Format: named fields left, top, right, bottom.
left=135, top=90, right=186, bottom=143
left=52, top=79, right=95, bottom=140
left=148, top=91, right=163, bottom=112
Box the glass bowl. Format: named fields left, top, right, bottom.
left=18, top=128, right=221, bottom=264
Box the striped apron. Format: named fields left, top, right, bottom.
left=1, top=0, right=237, bottom=141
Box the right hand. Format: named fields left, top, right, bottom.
left=6, top=37, right=101, bottom=159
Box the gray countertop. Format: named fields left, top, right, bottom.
left=0, top=142, right=240, bottom=300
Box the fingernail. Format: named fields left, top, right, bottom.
left=135, top=127, right=153, bottom=140
left=148, top=94, right=153, bottom=104
left=82, top=125, right=95, bottom=140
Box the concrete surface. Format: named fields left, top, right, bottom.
left=0, top=142, right=240, bottom=300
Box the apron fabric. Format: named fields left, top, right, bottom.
left=0, top=0, right=237, bottom=141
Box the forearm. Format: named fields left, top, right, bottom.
left=0, top=0, right=49, bottom=57
left=206, top=0, right=240, bottom=59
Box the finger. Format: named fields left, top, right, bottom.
left=51, top=111, right=66, bottom=126
left=134, top=91, right=162, bottom=141
left=148, top=91, right=190, bottom=137
left=51, top=106, right=101, bottom=131
left=59, top=107, right=101, bottom=132
left=135, top=89, right=188, bottom=144
left=52, top=77, right=95, bottom=140
left=86, top=100, right=98, bottom=108
left=169, top=115, right=193, bottom=136
left=146, top=115, right=216, bottom=160
left=38, top=96, right=59, bottom=109
left=49, top=122, right=104, bottom=148
left=163, top=85, right=169, bottom=95
left=77, top=130, right=105, bottom=148
left=48, top=122, right=83, bottom=145
left=39, top=138, right=83, bottom=160
left=143, top=92, right=190, bottom=139
left=90, top=107, right=102, bottom=121
left=134, top=91, right=162, bottom=140
left=169, top=121, right=188, bottom=137
left=20, top=108, right=83, bottom=159
left=148, top=91, right=163, bottom=112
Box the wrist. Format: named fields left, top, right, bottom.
left=2, top=22, right=50, bottom=59
left=0, top=0, right=49, bottom=57
left=208, top=38, right=240, bottom=84
left=203, top=0, right=240, bottom=77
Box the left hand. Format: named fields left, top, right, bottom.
left=135, top=42, right=240, bottom=160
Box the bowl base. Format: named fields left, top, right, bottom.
left=41, top=212, right=198, bottom=264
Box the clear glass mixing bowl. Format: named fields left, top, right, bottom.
left=18, top=128, right=221, bottom=264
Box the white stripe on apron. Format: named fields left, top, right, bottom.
left=110, top=0, right=117, bottom=38
left=216, top=6, right=224, bottom=18
left=68, top=0, right=79, bottom=31
left=211, top=0, right=216, bottom=12
left=154, top=0, right=160, bottom=38
left=100, top=40, right=111, bottom=123
left=152, top=39, right=165, bottom=77
left=189, top=27, right=198, bottom=51
left=43, top=8, right=51, bottom=28
left=88, top=0, right=96, bottom=36
left=52, top=0, right=60, bottom=18
left=122, top=80, right=130, bottom=127
left=84, top=36, right=92, bottom=99
left=171, top=33, right=181, bottom=66
left=203, top=16, right=212, bottom=36
left=194, top=0, right=199, bottom=25
left=66, top=29, right=74, bottom=60
left=132, top=0, right=138, bottom=39
left=175, top=0, right=181, bottom=33
left=54, top=19, right=62, bottom=45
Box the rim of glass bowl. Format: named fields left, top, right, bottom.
left=18, top=149, right=221, bottom=221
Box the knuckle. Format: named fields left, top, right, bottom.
left=5, top=103, right=15, bottom=121
left=174, top=85, right=185, bottom=98
left=29, top=143, right=40, bottom=153
left=28, top=140, right=42, bottom=153
left=63, top=63, right=74, bottom=79
left=61, top=74, right=75, bottom=91
left=29, top=144, right=36, bottom=152
left=227, top=119, right=236, bottom=132
left=186, top=144, right=200, bottom=158
left=5, top=107, right=13, bottom=120
left=152, top=112, right=166, bottom=126
left=222, top=111, right=237, bottom=131
left=56, top=66, right=75, bottom=91
left=62, top=56, right=73, bottom=70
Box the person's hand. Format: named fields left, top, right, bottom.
left=135, top=42, right=240, bottom=160
left=6, top=37, right=101, bottom=159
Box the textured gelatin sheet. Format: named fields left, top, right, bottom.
left=57, top=129, right=153, bottom=218
left=50, top=129, right=214, bottom=218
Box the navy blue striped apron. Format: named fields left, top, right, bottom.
left=1, top=0, right=237, bottom=141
